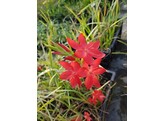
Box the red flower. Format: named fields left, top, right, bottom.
left=64, top=56, right=75, bottom=61
left=59, top=61, right=86, bottom=88
left=88, top=90, right=105, bottom=105
left=84, top=112, right=92, bottom=121
left=82, top=58, right=106, bottom=89
left=66, top=33, right=105, bottom=65
left=37, top=66, right=42, bottom=71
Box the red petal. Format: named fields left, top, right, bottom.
left=88, top=97, right=93, bottom=103
left=84, top=74, right=93, bottom=89
left=71, top=61, right=81, bottom=71
left=92, top=58, right=102, bottom=67
left=77, top=67, right=88, bottom=77
left=84, top=112, right=92, bottom=121
left=57, top=43, right=70, bottom=52
left=87, top=41, right=100, bottom=49
left=92, top=75, right=101, bottom=88
left=59, top=61, right=73, bottom=70
left=70, top=76, right=81, bottom=88
left=98, top=94, right=105, bottom=102
left=88, top=97, right=97, bottom=105
left=66, top=38, right=79, bottom=49
left=88, top=49, right=105, bottom=58
left=82, top=61, right=89, bottom=69
left=64, top=56, right=75, bottom=61
left=52, top=51, right=62, bottom=55
left=37, top=66, right=42, bottom=71
left=83, top=54, right=94, bottom=65
left=78, top=33, right=87, bottom=46
left=75, top=49, right=86, bottom=58
left=93, top=90, right=105, bottom=102
left=60, top=71, right=72, bottom=79
left=93, top=67, right=106, bottom=75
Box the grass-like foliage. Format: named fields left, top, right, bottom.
left=37, top=0, right=126, bottom=120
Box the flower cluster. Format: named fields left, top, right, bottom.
left=54, top=33, right=106, bottom=120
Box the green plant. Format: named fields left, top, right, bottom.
left=38, top=33, right=109, bottom=120
left=37, top=0, right=90, bottom=22
left=65, top=0, right=126, bottom=50
left=37, top=0, right=126, bottom=120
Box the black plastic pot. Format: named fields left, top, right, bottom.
left=100, top=26, right=127, bottom=121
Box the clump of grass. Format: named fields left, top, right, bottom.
left=65, top=0, right=126, bottom=50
